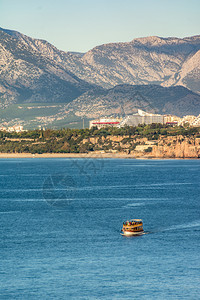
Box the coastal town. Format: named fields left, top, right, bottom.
left=89, top=110, right=200, bottom=129
left=1, top=110, right=200, bottom=133
left=0, top=117, right=200, bottom=158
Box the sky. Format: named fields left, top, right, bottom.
left=0, top=0, right=200, bottom=52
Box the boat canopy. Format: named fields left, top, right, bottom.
left=123, top=219, right=143, bottom=225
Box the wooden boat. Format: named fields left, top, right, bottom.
left=121, top=219, right=144, bottom=236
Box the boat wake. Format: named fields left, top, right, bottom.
left=150, top=220, right=200, bottom=234
left=162, top=220, right=200, bottom=232
left=123, top=203, right=145, bottom=208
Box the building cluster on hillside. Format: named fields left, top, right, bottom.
left=89, top=110, right=200, bottom=129
left=119, top=110, right=165, bottom=127
left=89, top=117, right=123, bottom=129
left=179, top=115, right=200, bottom=127
left=0, top=125, right=24, bottom=132
left=0, top=111, right=200, bottom=132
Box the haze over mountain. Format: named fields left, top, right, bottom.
left=0, top=27, right=200, bottom=128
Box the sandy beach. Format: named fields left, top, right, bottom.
left=0, top=152, right=138, bottom=159
left=0, top=153, right=198, bottom=159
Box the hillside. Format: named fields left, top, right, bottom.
left=64, top=84, right=200, bottom=118
left=70, top=35, right=200, bottom=92
left=0, top=28, right=200, bottom=128
left=0, top=29, right=93, bottom=108
left=1, top=85, right=200, bottom=129
left=1, top=28, right=200, bottom=98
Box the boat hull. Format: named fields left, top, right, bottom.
left=121, top=230, right=144, bottom=236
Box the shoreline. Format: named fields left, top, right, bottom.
left=0, top=152, right=135, bottom=159
left=0, top=152, right=199, bottom=159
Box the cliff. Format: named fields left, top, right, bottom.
left=1, top=124, right=200, bottom=158
left=82, top=135, right=200, bottom=158
left=150, top=136, right=200, bottom=158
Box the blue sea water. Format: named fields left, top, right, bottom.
left=0, top=158, right=199, bottom=299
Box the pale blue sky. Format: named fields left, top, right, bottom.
left=1, top=0, right=199, bottom=52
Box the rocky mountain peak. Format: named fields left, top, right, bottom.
left=0, top=28, right=200, bottom=115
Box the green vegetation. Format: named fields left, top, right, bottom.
left=0, top=103, right=66, bottom=120
left=0, top=103, right=88, bottom=130
left=0, top=124, right=200, bottom=154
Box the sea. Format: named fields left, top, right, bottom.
left=0, top=158, right=199, bottom=299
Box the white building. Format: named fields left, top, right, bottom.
left=119, top=110, right=164, bottom=127
left=178, top=115, right=200, bottom=127
left=89, top=111, right=200, bottom=129
left=7, top=125, right=24, bottom=132
left=192, top=115, right=200, bottom=126
left=0, top=126, right=7, bottom=131
left=89, top=118, right=122, bottom=129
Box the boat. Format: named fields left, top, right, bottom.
left=121, top=219, right=144, bottom=236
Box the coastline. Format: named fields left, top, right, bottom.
left=0, top=152, right=198, bottom=159
left=0, top=152, right=135, bottom=159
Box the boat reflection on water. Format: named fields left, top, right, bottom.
left=121, top=219, right=144, bottom=236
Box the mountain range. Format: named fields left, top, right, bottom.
left=65, top=84, right=200, bottom=118
left=0, top=27, right=200, bottom=128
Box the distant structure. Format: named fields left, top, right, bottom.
left=165, top=114, right=200, bottom=127
left=164, top=114, right=181, bottom=126
left=0, top=125, right=24, bottom=132
left=191, top=115, right=200, bottom=126
left=89, top=111, right=165, bottom=129
left=89, top=117, right=122, bottom=129
left=119, top=110, right=164, bottom=127
left=0, top=126, right=7, bottom=131
left=8, top=125, right=24, bottom=132
left=179, top=114, right=200, bottom=127
left=89, top=110, right=200, bottom=129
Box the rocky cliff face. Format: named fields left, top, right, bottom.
left=39, top=34, right=200, bottom=94
left=136, top=136, right=200, bottom=158
left=64, top=84, right=200, bottom=118
left=1, top=28, right=200, bottom=96
left=1, top=27, right=200, bottom=121
left=135, top=136, right=200, bottom=158
left=150, top=136, right=200, bottom=158
left=82, top=135, right=200, bottom=158
left=0, top=29, right=93, bottom=108
left=77, top=36, right=200, bottom=92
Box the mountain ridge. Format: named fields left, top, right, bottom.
left=0, top=27, right=200, bottom=129
left=0, top=28, right=94, bottom=108
left=64, top=84, right=200, bottom=119
left=1, top=27, right=200, bottom=93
